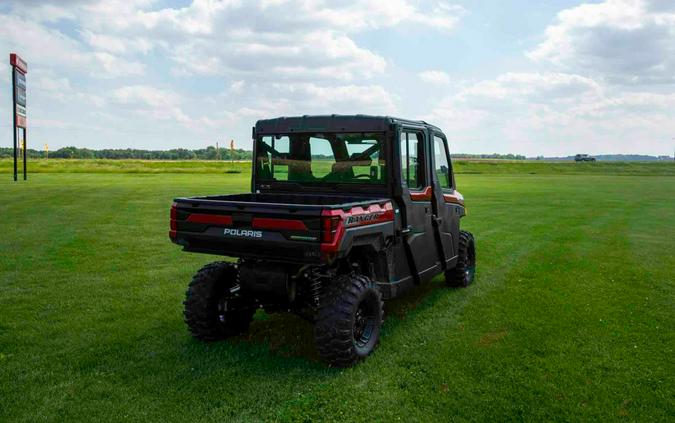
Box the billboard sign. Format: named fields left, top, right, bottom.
left=10, top=54, right=27, bottom=129
left=10, top=53, right=28, bottom=181
left=15, top=69, right=26, bottom=107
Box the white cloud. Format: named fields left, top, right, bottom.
left=421, top=3, right=466, bottom=31
left=3, top=0, right=672, bottom=156
left=210, top=81, right=398, bottom=128
left=268, top=82, right=398, bottom=113
left=0, top=14, right=88, bottom=71
left=229, top=80, right=245, bottom=94
left=0, top=13, right=144, bottom=79
left=457, top=72, right=603, bottom=103
left=93, top=52, right=145, bottom=78
left=427, top=71, right=675, bottom=155
left=529, top=0, right=675, bottom=85
left=62, top=0, right=464, bottom=80
left=81, top=30, right=152, bottom=55
left=419, top=70, right=451, bottom=85
left=0, top=0, right=465, bottom=149
left=112, top=85, right=180, bottom=107
left=33, top=75, right=72, bottom=93
left=167, top=29, right=387, bottom=81
left=111, top=85, right=194, bottom=125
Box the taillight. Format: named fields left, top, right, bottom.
left=321, top=216, right=341, bottom=243
left=169, top=202, right=177, bottom=241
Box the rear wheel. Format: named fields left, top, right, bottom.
left=446, top=231, right=476, bottom=288
left=184, top=262, right=255, bottom=341
left=314, top=274, right=383, bottom=367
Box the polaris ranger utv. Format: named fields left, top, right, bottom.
left=170, top=115, right=476, bottom=367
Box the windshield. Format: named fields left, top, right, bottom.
left=255, top=132, right=386, bottom=185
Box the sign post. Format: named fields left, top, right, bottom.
left=10, top=53, right=27, bottom=181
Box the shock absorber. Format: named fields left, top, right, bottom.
left=307, top=269, right=323, bottom=309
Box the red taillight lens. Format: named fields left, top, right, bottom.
left=169, top=203, right=177, bottom=240
left=170, top=203, right=177, bottom=230
left=321, top=216, right=340, bottom=243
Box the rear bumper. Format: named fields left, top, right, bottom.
left=173, top=231, right=323, bottom=264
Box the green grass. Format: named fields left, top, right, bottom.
left=1, top=170, right=673, bottom=421
left=0, top=158, right=251, bottom=174
left=2, top=158, right=674, bottom=175
left=453, top=159, right=675, bottom=175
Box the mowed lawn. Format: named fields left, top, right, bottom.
left=1, top=169, right=674, bottom=421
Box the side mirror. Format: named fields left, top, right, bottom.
left=441, top=165, right=448, bottom=174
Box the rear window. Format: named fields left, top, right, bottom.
left=256, top=133, right=386, bottom=185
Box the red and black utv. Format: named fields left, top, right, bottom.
left=170, top=115, right=476, bottom=367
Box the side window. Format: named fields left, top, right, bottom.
left=400, top=131, right=424, bottom=189
left=433, top=135, right=453, bottom=190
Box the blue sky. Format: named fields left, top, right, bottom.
left=1, top=0, right=674, bottom=156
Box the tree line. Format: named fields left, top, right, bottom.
left=0, top=146, right=531, bottom=161
left=0, top=146, right=253, bottom=160
left=452, top=153, right=527, bottom=160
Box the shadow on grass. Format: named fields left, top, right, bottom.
left=176, top=276, right=454, bottom=369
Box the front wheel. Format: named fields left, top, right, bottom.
left=446, top=231, right=476, bottom=288
left=314, top=274, right=384, bottom=367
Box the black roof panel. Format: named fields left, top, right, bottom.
left=255, top=114, right=442, bottom=134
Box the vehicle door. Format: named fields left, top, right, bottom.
left=430, top=132, right=463, bottom=265
left=398, top=128, right=440, bottom=281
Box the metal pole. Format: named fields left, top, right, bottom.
left=12, top=67, right=17, bottom=181
left=23, top=127, right=27, bottom=180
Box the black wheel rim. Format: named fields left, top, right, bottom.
left=217, top=298, right=229, bottom=325
left=353, top=298, right=377, bottom=348
left=216, top=285, right=247, bottom=327
left=464, top=240, right=476, bottom=285
left=465, top=265, right=475, bottom=284
left=217, top=293, right=244, bottom=325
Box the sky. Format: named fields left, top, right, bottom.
left=1, top=0, right=674, bottom=156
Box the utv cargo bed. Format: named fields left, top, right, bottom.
left=171, top=193, right=391, bottom=263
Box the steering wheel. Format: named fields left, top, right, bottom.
left=353, top=174, right=372, bottom=179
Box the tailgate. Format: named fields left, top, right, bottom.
left=170, top=197, right=324, bottom=262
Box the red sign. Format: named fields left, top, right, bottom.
left=16, top=105, right=26, bottom=128
left=10, top=53, right=28, bottom=74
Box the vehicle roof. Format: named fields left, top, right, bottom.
left=255, top=114, right=443, bottom=134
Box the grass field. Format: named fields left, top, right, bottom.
left=1, top=164, right=674, bottom=421
left=2, top=158, right=675, bottom=176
